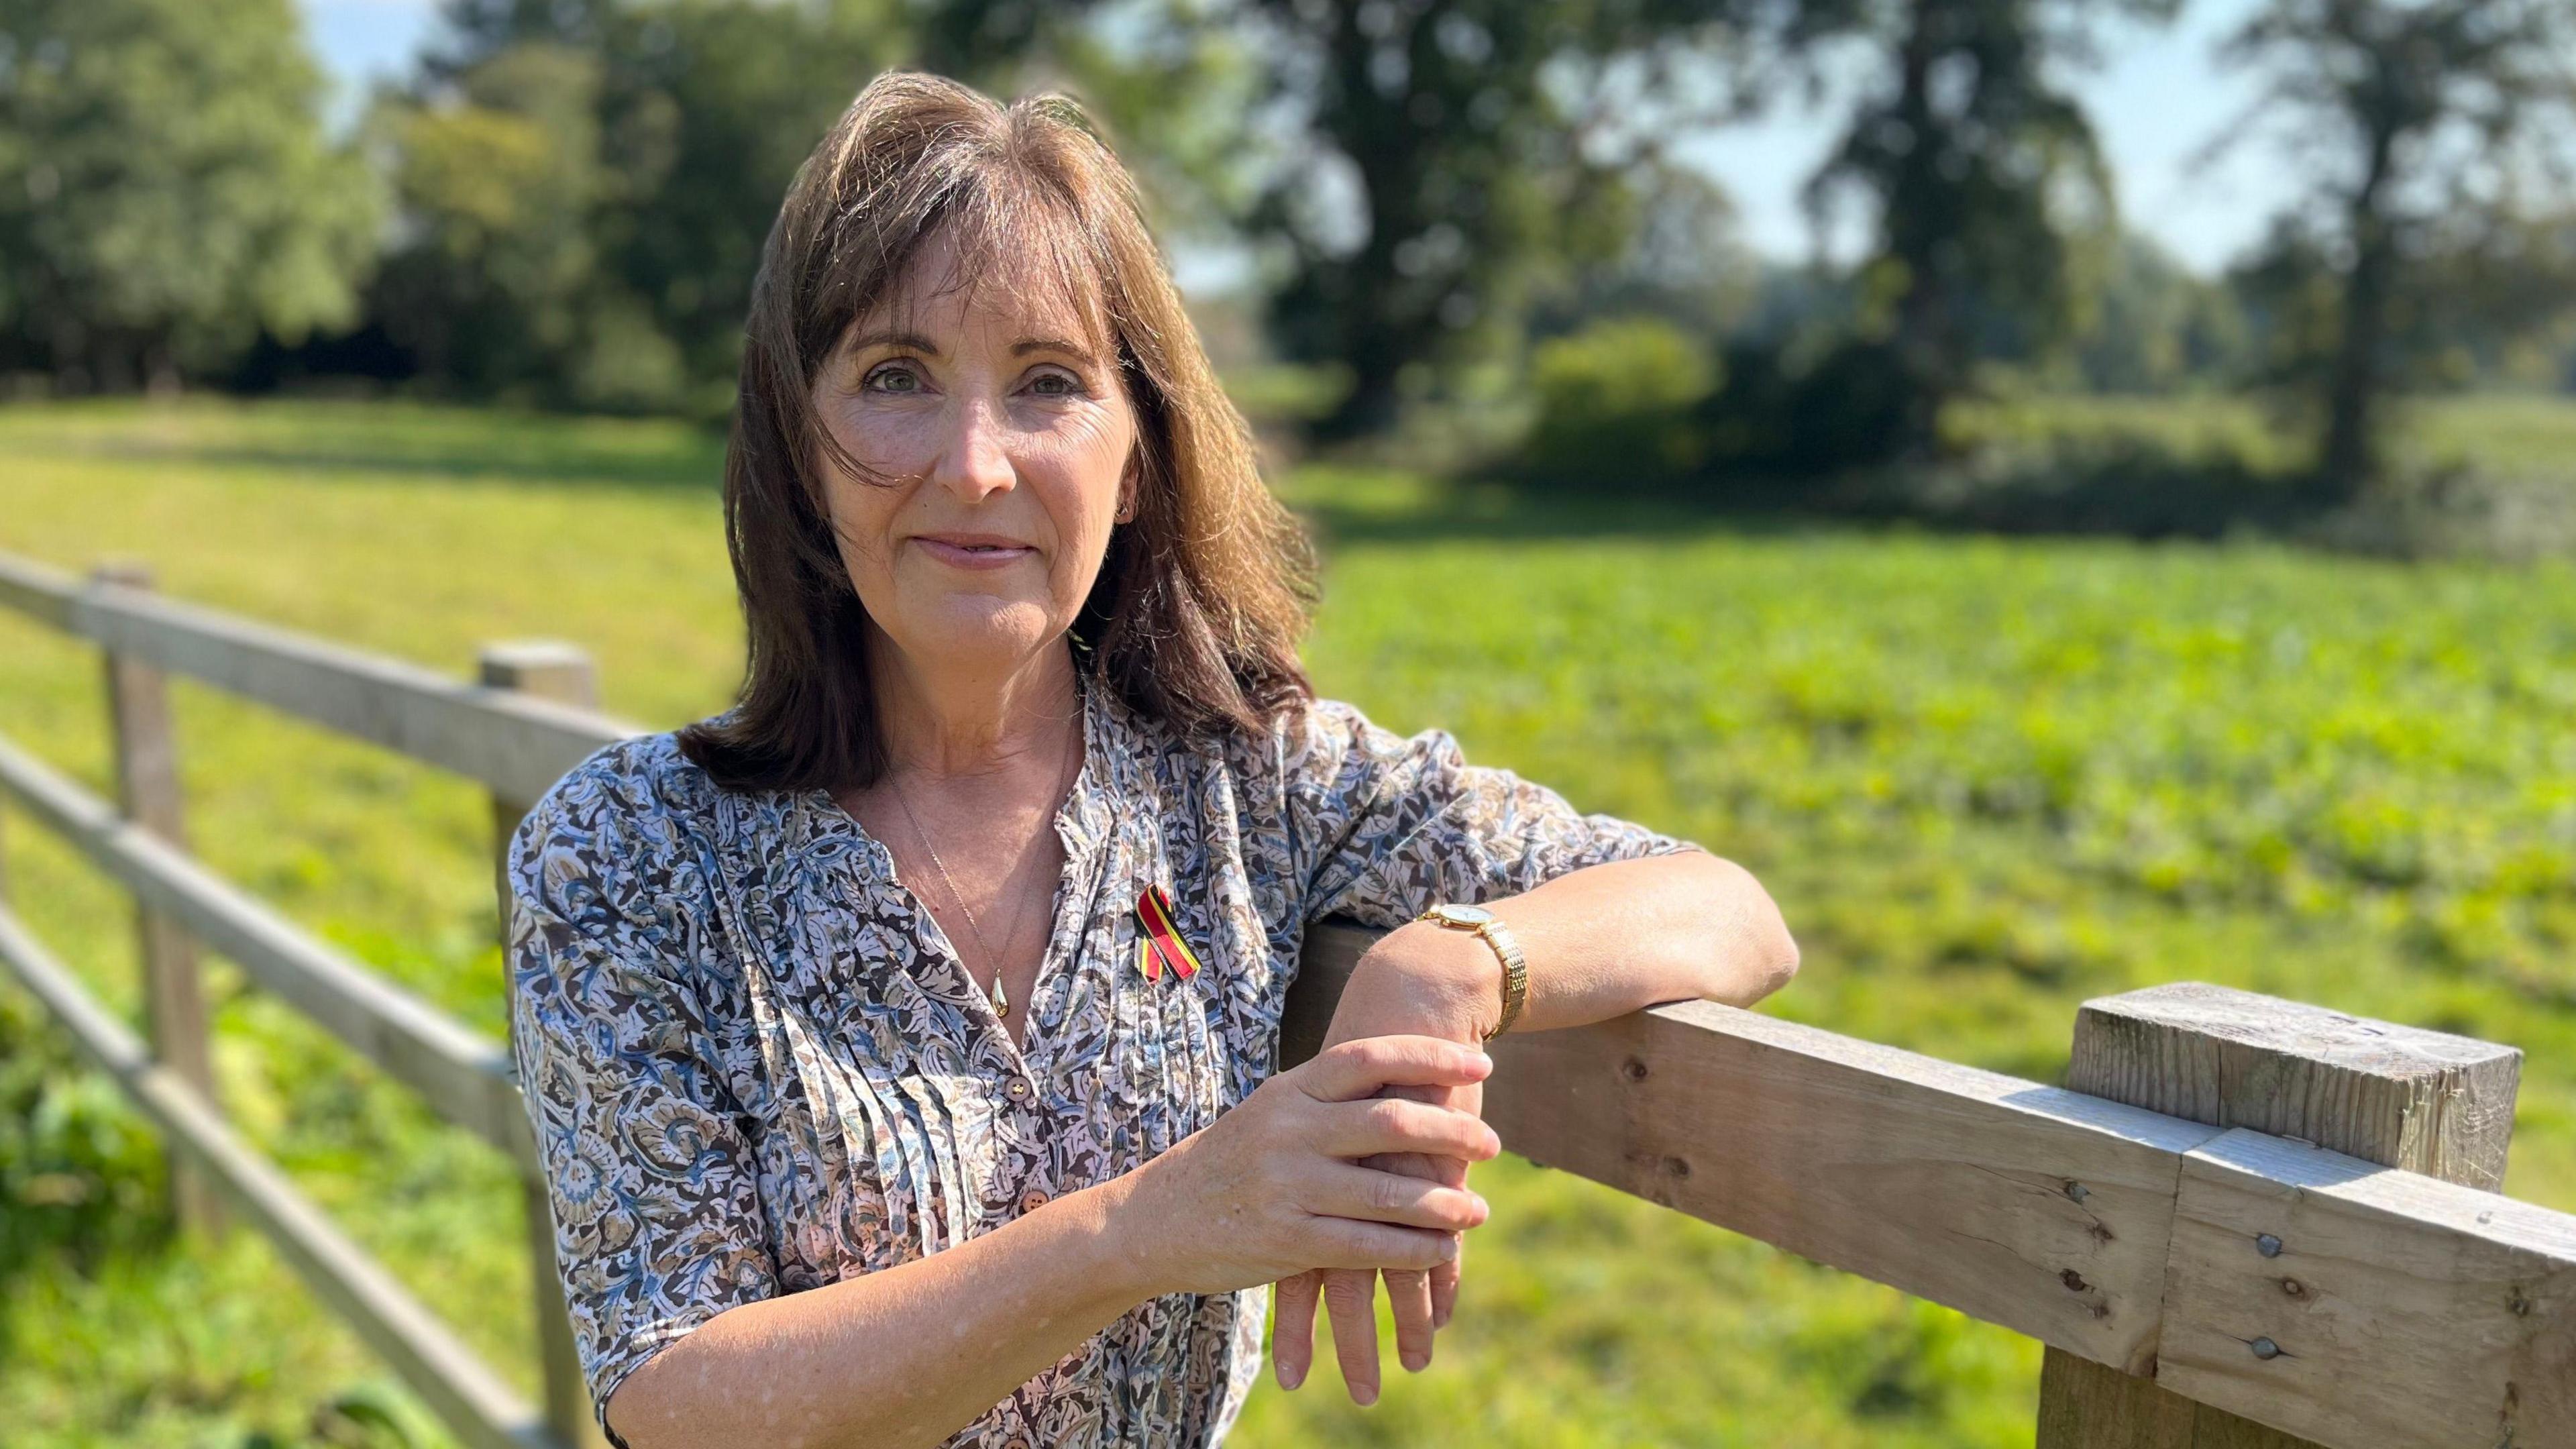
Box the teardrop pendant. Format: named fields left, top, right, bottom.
left=989, top=971, right=1008, bottom=1017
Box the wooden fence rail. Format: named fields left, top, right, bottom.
left=2, top=546, right=2571, bottom=1449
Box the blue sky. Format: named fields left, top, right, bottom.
left=298, top=0, right=2295, bottom=277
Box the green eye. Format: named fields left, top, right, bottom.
left=864, top=363, right=920, bottom=393
left=1029, top=370, right=1079, bottom=396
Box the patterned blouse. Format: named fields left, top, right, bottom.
left=502, top=669, right=1697, bottom=1448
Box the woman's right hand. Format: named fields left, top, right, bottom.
left=1116, top=1035, right=1501, bottom=1297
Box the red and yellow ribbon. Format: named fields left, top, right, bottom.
left=1134, top=884, right=1203, bottom=981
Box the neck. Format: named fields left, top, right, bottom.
left=865, top=624, right=1082, bottom=783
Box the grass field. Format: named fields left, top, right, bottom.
left=3, top=396, right=2575, bottom=1448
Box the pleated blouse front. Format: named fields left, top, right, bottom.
left=502, top=673, right=1696, bottom=1449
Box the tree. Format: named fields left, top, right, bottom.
left=385, top=0, right=1175, bottom=411
left=365, top=44, right=629, bottom=404
left=1228, top=0, right=1771, bottom=439
left=2218, top=0, right=2576, bottom=494
left=1798, top=0, right=2170, bottom=458
left=367, top=0, right=920, bottom=411
left=0, top=0, right=378, bottom=391
left=2072, top=233, right=2253, bottom=393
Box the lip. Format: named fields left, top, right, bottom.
left=912, top=532, right=1038, bottom=571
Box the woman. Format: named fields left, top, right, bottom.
left=504, top=70, right=1799, bottom=1449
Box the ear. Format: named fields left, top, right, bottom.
left=1116, top=453, right=1140, bottom=523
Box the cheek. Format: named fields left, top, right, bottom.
left=1033, top=419, right=1131, bottom=559
left=817, top=470, right=904, bottom=582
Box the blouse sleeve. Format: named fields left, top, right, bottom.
left=504, top=772, right=780, bottom=1446
left=1284, top=697, right=1703, bottom=930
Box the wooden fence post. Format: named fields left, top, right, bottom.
left=479, top=641, right=608, bottom=1449
left=95, top=560, right=226, bottom=1240
left=2033, top=981, right=2524, bottom=1448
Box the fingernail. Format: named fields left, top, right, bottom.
left=1353, top=1384, right=1379, bottom=1407
left=1402, top=1352, right=1428, bottom=1372
left=1278, top=1364, right=1303, bottom=1390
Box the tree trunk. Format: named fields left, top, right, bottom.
left=1886, top=0, right=1956, bottom=462
left=2318, top=121, right=2400, bottom=500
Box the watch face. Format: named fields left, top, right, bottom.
left=1432, top=903, right=1495, bottom=927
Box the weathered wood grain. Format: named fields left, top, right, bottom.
left=1477, top=997, right=2223, bottom=1372
left=0, top=729, right=537, bottom=1172
left=2039, top=982, right=2528, bottom=1449
left=2071, top=982, right=2522, bottom=1191
left=0, top=905, right=564, bottom=1449
left=2156, top=1128, right=2576, bottom=1449
left=0, top=551, right=636, bottom=803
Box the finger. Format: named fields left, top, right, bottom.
left=1316, top=1165, right=1489, bottom=1232
left=1299, top=1036, right=1493, bottom=1104
left=1387, top=1266, right=1436, bottom=1371
left=1431, top=1144, right=1471, bottom=1330
left=1319, top=1098, right=1501, bottom=1162
left=1310, top=1218, right=1462, bottom=1273
left=1272, top=1269, right=1322, bottom=1391
left=1322, top=1267, right=1381, bottom=1405
left=1432, top=1241, right=1462, bottom=1330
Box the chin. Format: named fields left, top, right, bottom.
left=910, top=594, right=1064, bottom=665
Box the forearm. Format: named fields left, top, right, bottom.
left=1497, top=849, right=1799, bottom=1030
left=605, top=1174, right=1157, bottom=1449
left=1340, top=849, right=1799, bottom=1044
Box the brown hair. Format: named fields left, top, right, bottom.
left=677, top=70, right=1317, bottom=793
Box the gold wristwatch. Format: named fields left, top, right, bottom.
left=1416, top=902, right=1527, bottom=1042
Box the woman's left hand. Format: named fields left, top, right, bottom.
left=1270, top=920, right=1499, bottom=1403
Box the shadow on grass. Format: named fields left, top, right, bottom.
left=6, top=402, right=729, bottom=492
left=74, top=438, right=727, bottom=492
left=1842, top=438, right=2335, bottom=541
left=1309, top=432, right=2576, bottom=562
left=1296, top=438, right=2332, bottom=551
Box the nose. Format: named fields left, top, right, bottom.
left=928, top=394, right=1016, bottom=504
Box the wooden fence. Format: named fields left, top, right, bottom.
left=1, top=546, right=2570, bottom=1449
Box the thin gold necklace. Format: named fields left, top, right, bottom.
left=886, top=715, right=1082, bottom=1022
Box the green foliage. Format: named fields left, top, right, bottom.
left=1796, top=0, right=2164, bottom=456
left=0, top=991, right=168, bottom=1277
left=2218, top=0, right=2576, bottom=494
left=2065, top=234, right=2256, bottom=394
left=0, top=0, right=380, bottom=390
left=1236, top=0, right=1760, bottom=438
left=365, top=1, right=926, bottom=414
left=1521, top=317, right=1720, bottom=486
left=5, top=398, right=2576, bottom=1446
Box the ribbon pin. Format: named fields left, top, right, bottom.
left=1134, top=883, right=1203, bottom=981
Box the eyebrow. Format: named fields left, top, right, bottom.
left=1011, top=336, right=1099, bottom=366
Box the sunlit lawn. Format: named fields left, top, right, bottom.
left=3, top=396, right=2573, bottom=1448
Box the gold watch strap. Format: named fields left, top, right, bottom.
left=1417, top=904, right=1528, bottom=1041
left=1475, top=920, right=1528, bottom=1042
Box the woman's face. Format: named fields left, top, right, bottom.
left=812, top=229, right=1137, bottom=686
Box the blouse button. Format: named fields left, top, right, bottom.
left=1021, top=1188, right=1051, bottom=1213
left=1005, top=1078, right=1031, bottom=1102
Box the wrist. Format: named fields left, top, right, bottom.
left=1070, top=1170, right=1175, bottom=1304
left=1365, top=919, right=1506, bottom=1041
